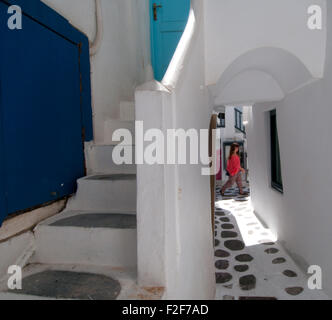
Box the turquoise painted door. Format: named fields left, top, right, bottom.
left=150, top=0, right=190, bottom=81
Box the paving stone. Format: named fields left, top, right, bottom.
left=259, top=240, right=275, bottom=245
left=239, top=275, right=256, bottom=291
left=216, top=273, right=232, bottom=284
left=235, top=254, right=254, bottom=262
left=219, top=217, right=230, bottom=223
left=234, top=265, right=249, bottom=273
left=265, top=248, right=279, bottom=254
left=9, top=270, right=121, bottom=300
left=283, top=270, right=298, bottom=278
left=221, top=224, right=235, bottom=230
left=215, top=249, right=230, bottom=258
left=215, top=220, right=220, bottom=225
left=272, top=257, right=287, bottom=264
left=215, top=211, right=225, bottom=216
left=224, top=240, right=245, bottom=251
left=221, top=231, right=238, bottom=239
left=51, top=213, right=136, bottom=229
left=285, top=287, right=304, bottom=296
left=215, top=239, right=220, bottom=247
left=239, top=296, right=277, bottom=300
left=215, top=260, right=230, bottom=270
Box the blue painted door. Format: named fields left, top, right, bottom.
left=0, top=1, right=91, bottom=224
left=150, top=0, right=190, bottom=81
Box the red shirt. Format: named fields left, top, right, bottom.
left=227, top=155, right=241, bottom=177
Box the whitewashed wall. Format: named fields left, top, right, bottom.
left=204, top=0, right=327, bottom=85
left=165, top=3, right=215, bottom=299
left=42, top=0, right=151, bottom=142
left=135, top=0, right=216, bottom=299
left=0, top=232, right=34, bottom=279
left=246, top=2, right=332, bottom=297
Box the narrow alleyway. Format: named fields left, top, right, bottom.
left=214, top=186, right=329, bottom=300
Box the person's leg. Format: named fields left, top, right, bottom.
left=235, top=172, right=244, bottom=194
left=221, top=175, right=236, bottom=195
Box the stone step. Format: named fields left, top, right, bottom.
left=86, top=144, right=136, bottom=175
left=66, top=174, right=136, bottom=212
left=120, top=101, right=135, bottom=121
left=32, top=211, right=137, bottom=268
left=104, top=119, right=135, bottom=145
left=0, top=264, right=164, bottom=300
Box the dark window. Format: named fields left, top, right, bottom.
left=217, top=112, right=226, bottom=128
left=270, top=110, right=283, bottom=193
left=235, top=108, right=246, bottom=133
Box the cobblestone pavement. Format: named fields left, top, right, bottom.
left=214, top=186, right=329, bottom=300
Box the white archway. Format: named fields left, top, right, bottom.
left=211, top=47, right=315, bottom=106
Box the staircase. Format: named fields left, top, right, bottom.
left=86, top=101, right=136, bottom=175
left=0, top=101, right=162, bottom=300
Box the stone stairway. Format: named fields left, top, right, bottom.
left=32, top=208, right=137, bottom=268
left=86, top=101, right=136, bottom=176
left=0, top=101, right=157, bottom=300
left=66, top=174, right=137, bottom=212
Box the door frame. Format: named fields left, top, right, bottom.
left=209, top=114, right=218, bottom=240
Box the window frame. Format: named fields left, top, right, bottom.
left=217, top=112, right=226, bottom=128
left=234, top=108, right=246, bottom=134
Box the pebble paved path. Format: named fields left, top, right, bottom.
left=214, top=186, right=329, bottom=300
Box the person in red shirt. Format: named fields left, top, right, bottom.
left=221, top=143, right=247, bottom=196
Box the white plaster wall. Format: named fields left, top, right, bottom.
left=135, top=82, right=170, bottom=288
left=0, top=232, right=34, bottom=279
left=204, top=0, right=327, bottom=85
left=42, top=0, right=151, bottom=142
left=135, top=0, right=215, bottom=299
left=163, top=1, right=215, bottom=299
left=246, top=2, right=332, bottom=296
left=216, top=70, right=285, bottom=106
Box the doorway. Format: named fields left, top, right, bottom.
left=149, top=0, right=190, bottom=81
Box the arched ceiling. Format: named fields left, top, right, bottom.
left=211, top=47, right=315, bottom=106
